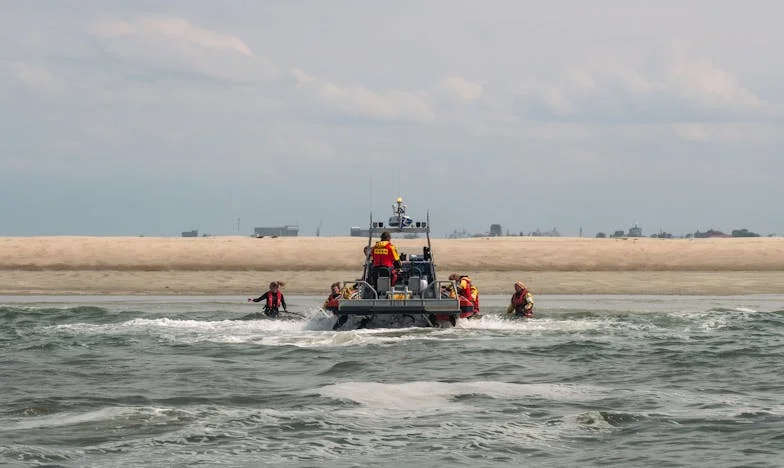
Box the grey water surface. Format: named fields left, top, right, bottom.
left=2, top=294, right=783, bottom=467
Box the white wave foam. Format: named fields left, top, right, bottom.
left=49, top=312, right=652, bottom=349
left=7, top=406, right=194, bottom=431
left=317, top=380, right=608, bottom=414
left=457, top=314, right=613, bottom=333
left=50, top=304, right=756, bottom=348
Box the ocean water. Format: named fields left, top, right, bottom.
left=1, top=294, right=783, bottom=468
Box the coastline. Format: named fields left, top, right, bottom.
left=2, top=270, right=784, bottom=296
left=2, top=236, right=784, bottom=295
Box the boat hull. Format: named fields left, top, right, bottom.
left=332, top=312, right=480, bottom=329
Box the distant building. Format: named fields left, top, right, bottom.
left=350, top=226, right=371, bottom=237
left=253, top=225, right=299, bottom=237
left=694, top=229, right=730, bottom=238
left=447, top=229, right=472, bottom=239
left=531, top=227, right=561, bottom=237
left=181, top=230, right=198, bottom=237
left=489, top=224, right=502, bottom=236
left=628, top=223, right=643, bottom=237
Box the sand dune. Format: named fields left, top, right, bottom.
left=1, top=236, right=783, bottom=295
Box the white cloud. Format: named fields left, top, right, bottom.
left=6, top=61, right=60, bottom=92
left=77, top=14, right=776, bottom=133
left=512, top=53, right=772, bottom=123
left=86, top=15, right=277, bottom=84
left=88, top=15, right=253, bottom=56
left=85, top=16, right=137, bottom=38
left=437, top=76, right=484, bottom=102
left=667, top=56, right=765, bottom=109
left=672, top=123, right=778, bottom=143
left=84, top=15, right=435, bottom=123
left=515, top=77, right=574, bottom=116
left=673, top=123, right=712, bottom=142
left=291, top=68, right=435, bottom=123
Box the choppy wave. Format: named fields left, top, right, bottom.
left=2, top=294, right=784, bottom=467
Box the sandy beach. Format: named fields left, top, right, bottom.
left=1, top=236, right=784, bottom=295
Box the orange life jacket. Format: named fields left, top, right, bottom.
left=456, top=276, right=471, bottom=296
left=324, top=293, right=341, bottom=311
left=456, top=275, right=479, bottom=313
left=511, top=289, right=533, bottom=311
left=372, top=240, right=400, bottom=268
left=457, top=276, right=478, bottom=304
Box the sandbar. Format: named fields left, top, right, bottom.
left=1, top=236, right=783, bottom=295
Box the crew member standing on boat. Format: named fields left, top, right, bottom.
left=248, top=281, right=288, bottom=318
left=372, top=231, right=402, bottom=286
left=507, top=281, right=534, bottom=318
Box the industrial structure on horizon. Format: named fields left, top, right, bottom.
left=349, top=226, right=370, bottom=237
left=253, top=225, right=299, bottom=237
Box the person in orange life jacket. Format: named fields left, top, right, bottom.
left=371, top=231, right=402, bottom=286
left=324, top=281, right=353, bottom=330
left=507, top=281, right=534, bottom=318
left=448, top=273, right=479, bottom=309
left=248, top=281, right=287, bottom=318
left=323, top=282, right=342, bottom=314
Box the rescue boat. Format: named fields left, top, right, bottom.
left=333, top=197, right=480, bottom=330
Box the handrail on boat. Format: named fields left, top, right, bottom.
left=337, top=279, right=458, bottom=301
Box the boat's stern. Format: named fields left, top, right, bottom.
left=336, top=280, right=467, bottom=328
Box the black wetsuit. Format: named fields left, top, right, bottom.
left=251, top=290, right=287, bottom=318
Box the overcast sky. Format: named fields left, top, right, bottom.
left=2, top=1, right=782, bottom=237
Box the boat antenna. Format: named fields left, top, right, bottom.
left=426, top=211, right=432, bottom=249
left=397, top=167, right=401, bottom=199
left=369, top=173, right=373, bottom=213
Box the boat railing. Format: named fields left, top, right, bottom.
left=432, top=280, right=459, bottom=299
left=338, top=279, right=457, bottom=301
